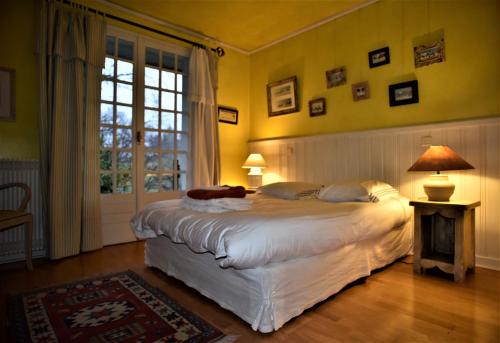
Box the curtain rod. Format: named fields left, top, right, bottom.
left=62, top=0, right=225, bottom=57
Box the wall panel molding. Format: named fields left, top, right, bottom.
left=248, top=117, right=500, bottom=270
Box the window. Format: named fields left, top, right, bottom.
left=100, top=36, right=135, bottom=194
left=99, top=30, right=190, bottom=195
left=142, top=47, right=189, bottom=193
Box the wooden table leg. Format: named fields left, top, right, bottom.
left=413, top=208, right=423, bottom=275
left=25, top=215, right=33, bottom=271
left=454, top=213, right=465, bottom=282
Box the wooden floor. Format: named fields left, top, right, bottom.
left=1, top=242, right=499, bottom=342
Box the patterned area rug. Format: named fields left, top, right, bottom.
left=8, top=270, right=225, bottom=342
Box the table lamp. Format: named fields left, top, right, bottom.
left=408, top=145, right=474, bottom=201
left=242, top=153, right=267, bottom=189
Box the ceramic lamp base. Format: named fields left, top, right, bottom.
left=423, top=174, right=455, bottom=202
left=247, top=175, right=262, bottom=189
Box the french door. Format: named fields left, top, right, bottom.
left=99, top=27, right=190, bottom=245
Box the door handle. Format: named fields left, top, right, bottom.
left=136, top=131, right=142, bottom=144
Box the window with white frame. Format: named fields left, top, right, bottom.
left=99, top=30, right=189, bottom=195
left=142, top=47, right=189, bottom=193
left=100, top=36, right=135, bottom=194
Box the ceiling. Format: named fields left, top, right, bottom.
left=107, top=0, right=370, bottom=53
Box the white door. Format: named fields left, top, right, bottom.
left=99, top=27, right=191, bottom=245
left=99, top=28, right=137, bottom=245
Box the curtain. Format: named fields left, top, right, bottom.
left=188, top=47, right=221, bottom=188
left=36, top=0, right=106, bottom=259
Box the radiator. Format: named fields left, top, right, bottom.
left=0, top=159, right=46, bottom=263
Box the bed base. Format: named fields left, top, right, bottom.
left=145, top=222, right=412, bottom=333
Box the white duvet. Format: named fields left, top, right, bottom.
left=130, top=194, right=411, bottom=269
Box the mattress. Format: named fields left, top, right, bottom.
left=134, top=194, right=411, bottom=269
left=145, top=220, right=412, bottom=333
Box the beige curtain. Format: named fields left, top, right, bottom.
left=36, top=0, right=106, bottom=259
left=188, top=47, right=221, bottom=188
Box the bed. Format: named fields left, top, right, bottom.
left=131, top=186, right=412, bottom=333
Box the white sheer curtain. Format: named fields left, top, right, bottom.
left=36, top=0, right=106, bottom=259
left=188, top=47, right=221, bottom=188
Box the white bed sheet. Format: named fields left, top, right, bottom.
left=134, top=194, right=411, bottom=269
left=145, top=220, right=412, bottom=333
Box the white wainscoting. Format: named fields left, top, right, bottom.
left=248, top=117, right=500, bottom=270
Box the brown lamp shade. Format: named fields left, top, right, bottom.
left=408, top=145, right=474, bottom=172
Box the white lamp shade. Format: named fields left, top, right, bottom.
left=242, top=153, right=267, bottom=168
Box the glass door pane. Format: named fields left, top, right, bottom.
left=141, top=47, right=188, bottom=194
left=99, top=37, right=135, bottom=195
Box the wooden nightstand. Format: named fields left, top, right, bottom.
left=410, top=198, right=480, bottom=282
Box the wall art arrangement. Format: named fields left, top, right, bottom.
left=368, top=47, right=390, bottom=68
left=309, top=98, right=326, bottom=117
left=0, top=67, right=15, bottom=121
left=351, top=81, right=370, bottom=101
left=267, top=76, right=299, bottom=117
left=326, top=67, right=346, bottom=88
left=414, top=38, right=445, bottom=68
left=218, top=106, right=238, bottom=125
left=297, top=33, right=446, bottom=117
left=388, top=80, right=419, bottom=107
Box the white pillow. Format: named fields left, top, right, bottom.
left=318, top=182, right=368, bottom=202
left=360, top=180, right=399, bottom=202
left=259, top=182, right=323, bottom=200
left=318, top=180, right=399, bottom=203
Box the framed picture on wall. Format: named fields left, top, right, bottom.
left=368, top=47, right=390, bottom=68
left=309, top=98, right=326, bottom=117
left=267, top=76, right=299, bottom=117
left=389, top=80, right=419, bottom=107
left=351, top=81, right=370, bottom=101
left=0, top=67, right=15, bottom=121
left=325, top=67, right=346, bottom=88
left=218, top=106, right=238, bottom=125
left=414, top=39, right=445, bottom=68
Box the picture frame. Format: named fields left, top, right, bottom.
left=309, top=98, right=326, bottom=117
left=218, top=106, right=238, bottom=125
left=389, top=80, right=419, bottom=107
left=414, top=39, right=445, bottom=68
left=0, top=67, right=15, bottom=121
left=325, top=67, right=346, bottom=88
left=368, top=47, right=390, bottom=68
left=267, top=76, right=299, bottom=117
left=351, top=81, right=370, bottom=101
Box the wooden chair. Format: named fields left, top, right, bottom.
left=0, top=183, right=33, bottom=270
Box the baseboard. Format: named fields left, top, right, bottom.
left=476, top=255, right=500, bottom=271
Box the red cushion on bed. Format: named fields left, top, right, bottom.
left=187, top=186, right=246, bottom=200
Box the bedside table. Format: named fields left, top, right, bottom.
left=410, top=198, right=480, bottom=282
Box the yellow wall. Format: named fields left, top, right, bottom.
left=2, top=0, right=499, bottom=185
left=0, top=0, right=38, bottom=159
left=0, top=0, right=250, bottom=185
left=249, top=0, right=500, bottom=141
left=217, top=51, right=250, bottom=185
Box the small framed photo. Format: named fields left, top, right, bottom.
left=414, top=39, right=445, bottom=68
left=267, top=76, right=298, bottom=117
left=0, top=67, right=15, bottom=121
left=368, top=47, right=390, bottom=68
left=351, top=81, right=370, bottom=101
left=389, top=80, right=419, bottom=107
left=325, top=67, right=346, bottom=88
left=309, top=98, right=326, bottom=117
left=218, top=106, right=238, bottom=125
